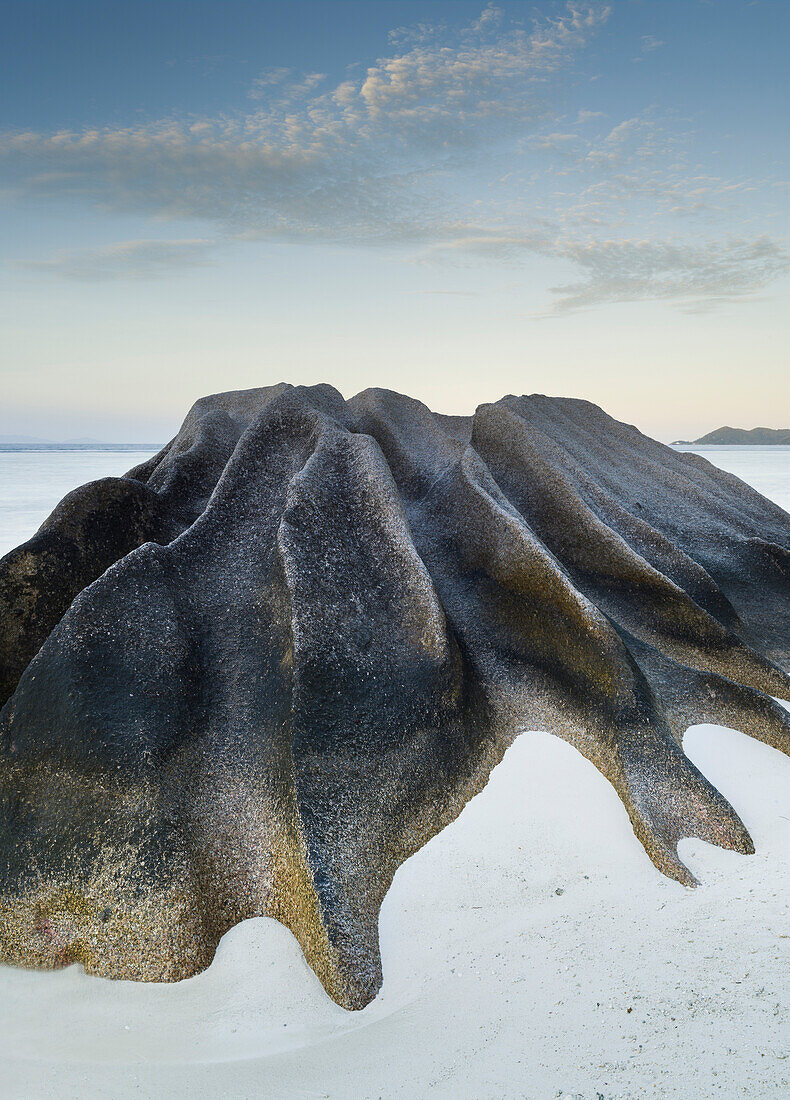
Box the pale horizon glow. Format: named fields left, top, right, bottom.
left=1, top=1, right=788, bottom=444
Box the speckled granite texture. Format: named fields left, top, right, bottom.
left=1, top=385, right=789, bottom=1009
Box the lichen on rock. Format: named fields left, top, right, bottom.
left=1, top=385, right=789, bottom=1009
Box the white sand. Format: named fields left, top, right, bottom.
left=2, top=714, right=789, bottom=1099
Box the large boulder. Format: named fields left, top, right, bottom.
left=1, top=385, right=789, bottom=1009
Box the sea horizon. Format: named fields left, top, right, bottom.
left=0, top=442, right=163, bottom=452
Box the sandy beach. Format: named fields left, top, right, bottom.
left=2, top=715, right=789, bottom=1099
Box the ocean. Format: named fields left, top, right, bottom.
left=672, top=444, right=790, bottom=513
left=1, top=444, right=789, bottom=560
left=0, top=445, right=158, bottom=558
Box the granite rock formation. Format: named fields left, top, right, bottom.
left=1, top=385, right=789, bottom=1010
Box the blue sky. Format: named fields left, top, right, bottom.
left=1, top=0, right=787, bottom=441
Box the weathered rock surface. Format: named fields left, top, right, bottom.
left=1, top=385, right=789, bottom=1009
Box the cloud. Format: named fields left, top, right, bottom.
left=387, top=20, right=447, bottom=48
left=0, top=3, right=611, bottom=247
left=0, top=3, right=786, bottom=314
left=419, top=225, right=556, bottom=263
left=416, top=217, right=788, bottom=315
left=247, top=66, right=291, bottom=93
left=469, top=4, right=504, bottom=34
left=347, top=1, right=611, bottom=140
left=576, top=109, right=605, bottom=123
left=15, top=239, right=217, bottom=280
left=641, top=34, right=665, bottom=51
left=248, top=69, right=326, bottom=102
left=524, top=108, right=770, bottom=228
left=529, top=131, right=580, bottom=151
left=547, top=235, right=788, bottom=312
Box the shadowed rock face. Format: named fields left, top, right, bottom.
left=1, top=385, right=789, bottom=1010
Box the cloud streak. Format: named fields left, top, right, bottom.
left=548, top=235, right=788, bottom=313
left=16, top=239, right=216, bottom=280
left=0, top=2, right=786, bottom=312
left=641, top=34, right=665, bottom=51
left=0, top=3, right=609, bottom=239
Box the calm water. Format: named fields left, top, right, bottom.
left=673, top=445, right=790, bottom=514
left=0, top=444, right=789, bottom=560
left=0, top=447, right=158, bottom=558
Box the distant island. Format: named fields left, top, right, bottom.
left=0, top=436, right=162, bottom=449
left=673, top=426, right=790, bottom=446
left=0, top=433, right=106, bottom=445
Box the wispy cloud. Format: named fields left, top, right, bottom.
left=247, top=68, right=326, bottom=102
left=547, top=235, right=788, bottom=312
left=15, top=239, right=216, bottom=280
left=0, top=2, right=610, bottom=238
left=641, top=34, right=665, bottom=51
left=418, top=222, right=788, bottom=313
left=0, top=2, right=785, bottom=312
left=524, top=108, right=775, bottom=227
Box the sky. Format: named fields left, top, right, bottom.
left=0, top=0, right=788, bottom=443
